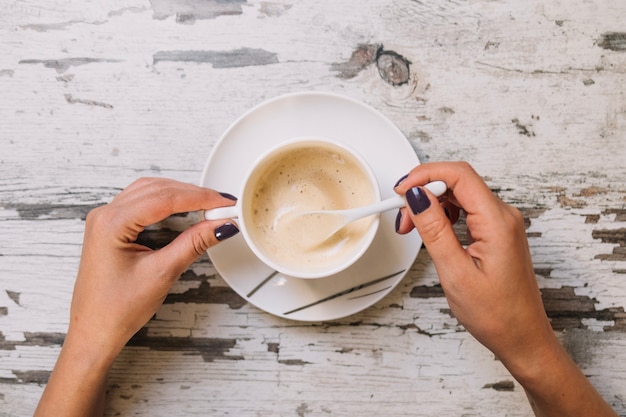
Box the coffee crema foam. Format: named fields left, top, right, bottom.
left=245, top=144, right=376, bottom=275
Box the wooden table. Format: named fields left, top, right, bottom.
left=1, top=1, right=625, bottom=415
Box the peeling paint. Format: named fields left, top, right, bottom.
left=0, top=332, right=65, bottom=350
left=258, top=2, right=292, bottom=18
left=558, top=193, right=586, bottom=208
left=410, top=285, right=626, bottom=332
left=153, top=48, right=278, bottom=68
left=279, top=359, right=311, bottom=366
left=331, top=43, right=381, bottom=79
left=534, top=268, right=552, bottom=278
left=598, top=32, right=626, bottom=51
left=330, top=44, right=412, bottom=86
left=296, top=403, right=312, bottom=417
left=150, top=0, right=246, bottom=23
left=603, top=209, right=626, bottom=222
left=542, top=286, right=625, bottom=331
left=126, top=329, right=243, bottom=362
left=164, top=280, right=247, bottom=309
left=592, top=228, right=626, bottom=261
left=511, top=118, right=536, bottom=137
left=108, top=7, right=148, bottom=17
left=6, top=291, right=20, bottom=306
left=164, top=270, right=246, bottom=308
left=410, top=284, right=444, bottom=298
left=482, top=380, right=515, bottom=391
left=19, top=57, right=122, bottom=73
left=11, top=370, right=51, bottom=385
left=576, top=186, right=608, bottom=197
left=1, top=202, right=101, bottom=220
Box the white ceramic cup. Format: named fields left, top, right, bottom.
left=204, top=137, right=381, bottom=279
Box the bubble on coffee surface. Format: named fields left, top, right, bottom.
left=248, top=145, right=375, bottom=275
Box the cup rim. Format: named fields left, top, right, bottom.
left=237, top=136, right=381, bottom=279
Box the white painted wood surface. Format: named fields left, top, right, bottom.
left=1, top=0, right=625, bottom=415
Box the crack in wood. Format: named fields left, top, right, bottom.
left=18, top=57, right=122, bottom=73
left=64, top=94, right=113, bottom=109
left=153, top=48, right=278, bottom=68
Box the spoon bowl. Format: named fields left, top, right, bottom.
left=284, top=181, right=447, bottom=248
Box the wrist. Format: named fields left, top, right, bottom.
left=501, top=336, right=566, bottom=389
left=63, top=326, right=122, bottom=371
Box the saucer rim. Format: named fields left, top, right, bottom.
left=200, top=91, right=422, bottom=321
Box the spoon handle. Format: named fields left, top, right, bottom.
left=204, top=205, right=239, bottom=221
left=357, top=180, right=447, bottom=219
left=423, top=180, right=447, bottom=198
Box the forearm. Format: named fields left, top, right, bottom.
left=506, top=342, right=618, bottom=417
left=34, top=333, right=118, bottom=417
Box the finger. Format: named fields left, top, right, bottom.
left=441, top=199, right=460, bottom=224
left=111, top=179, right=237, bottom=236
left=154, top=219, right=240, bottom=280
left=395, top=162, right=500, bottom=219
left=395, top=207, right=414, bottom=235
left=403, top=186, right=470, bottom=274
left=395, top=195, right=460, bottom=235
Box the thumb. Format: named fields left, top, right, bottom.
left=404, top=186, right=467, bottom=270
left=155, top=219, right=239, bottom=280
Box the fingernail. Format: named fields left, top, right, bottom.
left=215, top=222, right=239, bottom=241
left=394, top=174, right=409, bottom=188
left=395, top=210, right=402, bottom=233
left=405, top=187, right=431, bottom=215
left=219, top=192, right=238, bottom=201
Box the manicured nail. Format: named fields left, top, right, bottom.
left=394, top=174, right=409, bottom=188
left=215, top=222, right=239, bottom=241
left=405, top=187, right=431, bottom=215
left=395, top=210, right=402, bottom=233
left=219, top=192, right=238, bottom=201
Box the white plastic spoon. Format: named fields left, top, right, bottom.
left=290, top=180, right=447, bottom=246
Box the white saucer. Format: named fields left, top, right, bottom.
left=200, top=91, right=422, bottom=321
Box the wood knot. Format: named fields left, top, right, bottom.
left=376, top=50, right=411, bottom=86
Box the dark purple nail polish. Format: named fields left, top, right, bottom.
left=405, top=187, right=431, bottom=215
left=219, top=192, right=238, bottom=201
left=394, top=174, right=409, bottom=188
left=215, top=222, right=239, bottom=241
left=395, top=210, right=402, bottom=233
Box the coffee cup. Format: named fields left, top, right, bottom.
left=203, top=137, right=381, bottom=279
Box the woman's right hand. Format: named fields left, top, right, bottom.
left=394, top=162, right=617, bottom=417
left=394, top=162, right=552, bottom=373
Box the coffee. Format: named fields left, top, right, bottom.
left=243, top=142, right=377, bottom=276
